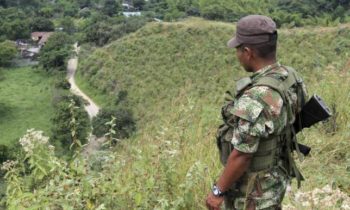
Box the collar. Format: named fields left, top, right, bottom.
left=251, top=62, right=281, bottom=81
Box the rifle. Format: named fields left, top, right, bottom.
left=292, top=94, right=332, bottom=156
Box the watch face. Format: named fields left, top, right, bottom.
left=212, top=185, right=220, bottom=196
left=213, top=188, right=219, bottom=195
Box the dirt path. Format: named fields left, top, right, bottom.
left=67, top=44, right=100, bottom=119
left=67, top=43, right=104, bottom=156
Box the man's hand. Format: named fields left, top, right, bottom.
left=206, top=192, right=224, bottom=210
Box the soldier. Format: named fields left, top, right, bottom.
left=205, top=15, right=307, bottom=210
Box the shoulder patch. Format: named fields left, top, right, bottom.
left=230, top=95, right=263, bottom=123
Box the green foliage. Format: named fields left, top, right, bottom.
left=2, top=116, right=211, bottom=209
left=51, top=94, right=90, bottom=156
left=53, top=0, right=80, bottom=17
left=37, top=6, right=54, bottom=18
left=39, top=32, right=73, bottom=71
left=2, top=129, right=68, bottom=209
left=59, top=17, right=76, bottom=35
left=102, top=0, right=121, bottom=17
left=78, top=7, right=92, bottom=18
left=77, top=0, right=92, bottom=9
left=92, top=107, right=136, bottom=139
left=81, top=16, right=149, bottom=46
left=0, top=40, right=17, bottom=67
left=134, top=0, right=146, bottom=10
left=54, top=73, right=71, bottom=90
left=0, top=7, right=30, bottom=40
left=200, top=3, right=225, bottom=20
left=30, top=17, right=55, bottom=31
left=143, top=0, right=350, bottom=26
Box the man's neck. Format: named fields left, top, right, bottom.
left=252, top=59, right=277, bottom=72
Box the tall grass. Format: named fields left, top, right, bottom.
left=76, top=18, right=350, bottom=205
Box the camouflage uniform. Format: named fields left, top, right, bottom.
left=220, top=63, right=307, bottom=210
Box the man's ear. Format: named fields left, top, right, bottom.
left=243, top=47, right=254, bottom=60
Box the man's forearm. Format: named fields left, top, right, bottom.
left=216, top=149, right=252, bottom=192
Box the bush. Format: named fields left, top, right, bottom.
left=54, top=76, right=71, bottom=90
left=39, top=32, right=73, bottom=71
left=92, top=107, right=136, bottom=139
left=0, top=40, right=17, bottom=67
left=51, top=94, right=90, bottom=156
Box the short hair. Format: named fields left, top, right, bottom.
left=239, top=32, right=278, bottom=59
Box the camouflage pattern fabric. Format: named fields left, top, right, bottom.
left=221, top=63, right=305, bottom=209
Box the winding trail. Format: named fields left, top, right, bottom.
left=67, top=43, right=104, bottom=156
left=67, top=43, right=100, bottom=118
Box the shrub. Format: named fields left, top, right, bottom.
left=51, top=94, right=90, bottom=156
left=0, top=40, right=17, bottom=67
left=39, top=32, right=73, bottom=71
left=92, top=107, right=136, bottom=140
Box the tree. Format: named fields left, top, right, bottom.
left=38, top=7, right=54, bottom=18
left=0, top=7, right=30, bottom=40
left=39, top=32, right=73, bottom=71
left=102, top=0, right=121, bottom=16
left=134, top=0, right=146, bottom=10
left=77, top=0, right=92, bottom=8
left=0, top=40, right=17, bottom=67
left=30, top=17, right=55, bottom=31
left=2, top=19, right=30, bottom=40
left=60, top=17, right=76, bottom=35
left=84, top=20, right=114, bottom=46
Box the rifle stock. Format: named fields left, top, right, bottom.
left=292, top=94, right=332, bottom=156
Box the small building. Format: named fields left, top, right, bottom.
left=31, top=32, right=53, bottom=48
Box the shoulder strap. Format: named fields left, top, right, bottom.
left=252, top=67, right=306, bottom=187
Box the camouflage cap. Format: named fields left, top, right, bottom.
left=227, top=15, right=277, bottom=48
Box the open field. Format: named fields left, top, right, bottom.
left=0, top=67, right=54, bottom=146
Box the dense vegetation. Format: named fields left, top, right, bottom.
left=0, top=41, right=16, bottom=67
left=1, top=0, right=349, bottom=47
left=39, top=32, right=73, bottom=71
left=2, top=18, right=349, bottom=209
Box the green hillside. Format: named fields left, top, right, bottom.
left=4, top=18, right=350, bottom=209
left=77, top=18, right=350, bottom=208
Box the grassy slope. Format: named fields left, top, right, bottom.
left=0, top=67, right=54, bottom=146
left=75, top=18, right=350, bottom=208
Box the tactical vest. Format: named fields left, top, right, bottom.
left=216, top=65, right=306, bottom=187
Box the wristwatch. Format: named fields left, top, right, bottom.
left=212, top=184, right=226, bottom=197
